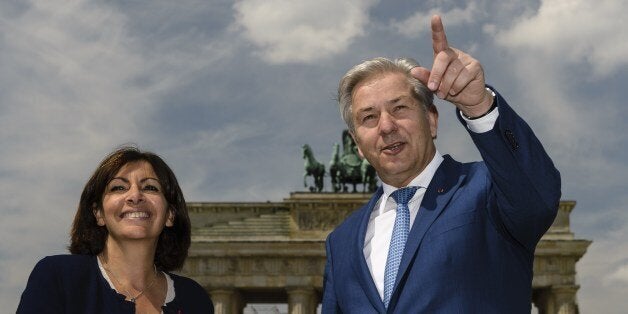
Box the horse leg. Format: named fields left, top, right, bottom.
left=314, top=173, right=320, bottom=192
left=318, top=166, right=325, bottom=192
left=318, top=175, right=324, bottom=192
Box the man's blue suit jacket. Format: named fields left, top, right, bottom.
left=322, top=90, right=561, bottom=313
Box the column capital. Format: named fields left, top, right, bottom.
left=210, top=288, right=243, bottom=314
left=287, top=286, right=319, bottom=314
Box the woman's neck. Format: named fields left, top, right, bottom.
left=99, top=237, right=158, bottom=290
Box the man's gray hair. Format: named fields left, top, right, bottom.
left=337, top=57, right=434, bottom=132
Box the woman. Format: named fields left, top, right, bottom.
left=18, top=146, right=214, bottom=313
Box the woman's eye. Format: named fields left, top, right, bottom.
left=109, top=185, right=126, bottom=192
left=143, top=185, right=160, bottom=192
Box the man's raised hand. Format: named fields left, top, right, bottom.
left=411, top=15, right=493, bottom=118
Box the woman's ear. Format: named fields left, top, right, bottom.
left=165, top=208, right=175, bottom=227
left=93, top=204, right=105, bottom=226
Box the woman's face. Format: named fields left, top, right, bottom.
left=95, top=160, right=173, bottom=243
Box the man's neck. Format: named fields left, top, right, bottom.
left=381, top=151, right=443, bottom=194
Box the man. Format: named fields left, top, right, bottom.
left=322, top=15, right=560, bottom=313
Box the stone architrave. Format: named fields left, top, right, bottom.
left=183, top=195, right=590, bottom=314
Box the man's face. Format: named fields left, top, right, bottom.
left=351, top=72, right=438, bottom=187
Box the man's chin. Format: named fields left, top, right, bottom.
left=379, top=167, right=415, bottom=182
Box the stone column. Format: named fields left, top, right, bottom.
left=287, top=287, right=318, bottom=314
left=210, top=289, right=243, bottom=314
left=532, top=288, right=554, bottom=314
left=552, top=285, right=580, bottom=314
left=532, top=285, right=580, bottom=314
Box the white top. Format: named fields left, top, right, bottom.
left=97, top=258, right=175, bottom=309
left=363, top=107, right=499, bottom=300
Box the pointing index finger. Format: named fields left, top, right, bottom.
left=431, top=15, right=449, bottom=54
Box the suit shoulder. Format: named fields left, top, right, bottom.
left=466, top=160, right=489, bottom=175
left=443, top=155, right=490, bottom=180
left=460, top=160, right=491, bottom=188
left=444, top=154, right=485, bottom=171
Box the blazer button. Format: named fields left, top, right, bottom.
left=504, top=129, right=519, bottom=150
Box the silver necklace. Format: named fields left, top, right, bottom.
left=101, top=257, right=159, bottom=303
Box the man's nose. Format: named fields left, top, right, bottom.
left=379, top=112, right=398, bottom=134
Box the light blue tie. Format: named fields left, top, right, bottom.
left=383, top=186, right=419, bottom=308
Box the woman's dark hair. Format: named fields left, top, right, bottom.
left=69, top=146, right=191, bottom=271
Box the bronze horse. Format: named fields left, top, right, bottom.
left=360, top=158, right=377, bottom=193
left=302, top=144, right=325, bottom=192
left=329, top=131, right=377, bottom=193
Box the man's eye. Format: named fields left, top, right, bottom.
left=362, top=115, right=375, bottom=122
left=394, top=105, right=408, bottom=112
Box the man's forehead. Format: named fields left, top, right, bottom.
left=354, top=95, right=411, bottom=111
left=353, top=74, right=414, bottom=108
left=357, top=71, right=409, bottom=88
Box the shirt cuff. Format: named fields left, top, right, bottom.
left=459, top=88, right=499, bottom=133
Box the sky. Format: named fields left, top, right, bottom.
left=1, top=0, right=626, bottom=312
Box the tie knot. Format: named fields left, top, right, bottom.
left=391, top=186, right=419, bottom=205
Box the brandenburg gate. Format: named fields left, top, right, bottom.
left=182, top=193, right=590, bottom=313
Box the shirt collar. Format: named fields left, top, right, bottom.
left=381, top=150, right=444, bottom=201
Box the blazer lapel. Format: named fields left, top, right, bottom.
left=352, top=186, right=387, bottom=312
left=388, top=155, right=466, bottom=310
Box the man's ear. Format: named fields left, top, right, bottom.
left=427, top=104, right=439, bottom=139
left=350, top=131, right=366, bottom=159
left=165, top=208, right=175, bottom=227
left=93, top=205, right=105, bottom=226
left=356, top=146, right=365, bottom=159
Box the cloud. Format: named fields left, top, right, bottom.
left=606, top=264, right=628, bottom=284
left=495, top=0, right=628, bottom=78
left=0, top=0, right=238, bottom=177
left=164, top=121, right=273, bottom=197
left=488, top=4, right=628, bottom=311
left=0, top=1, right=145, bottom=308
left=232, top=0, right=377, bottom=64
left=0, top=0, right=238, bottom=310
left=390, top=1, right=479, bottom=38
left=1, top=1, right=148, bottom=146
left=1, top=1, right=627, bottom=313
left=576, top=201, right=628, bottom=313
left=481, top=1, right=627, bottom=193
